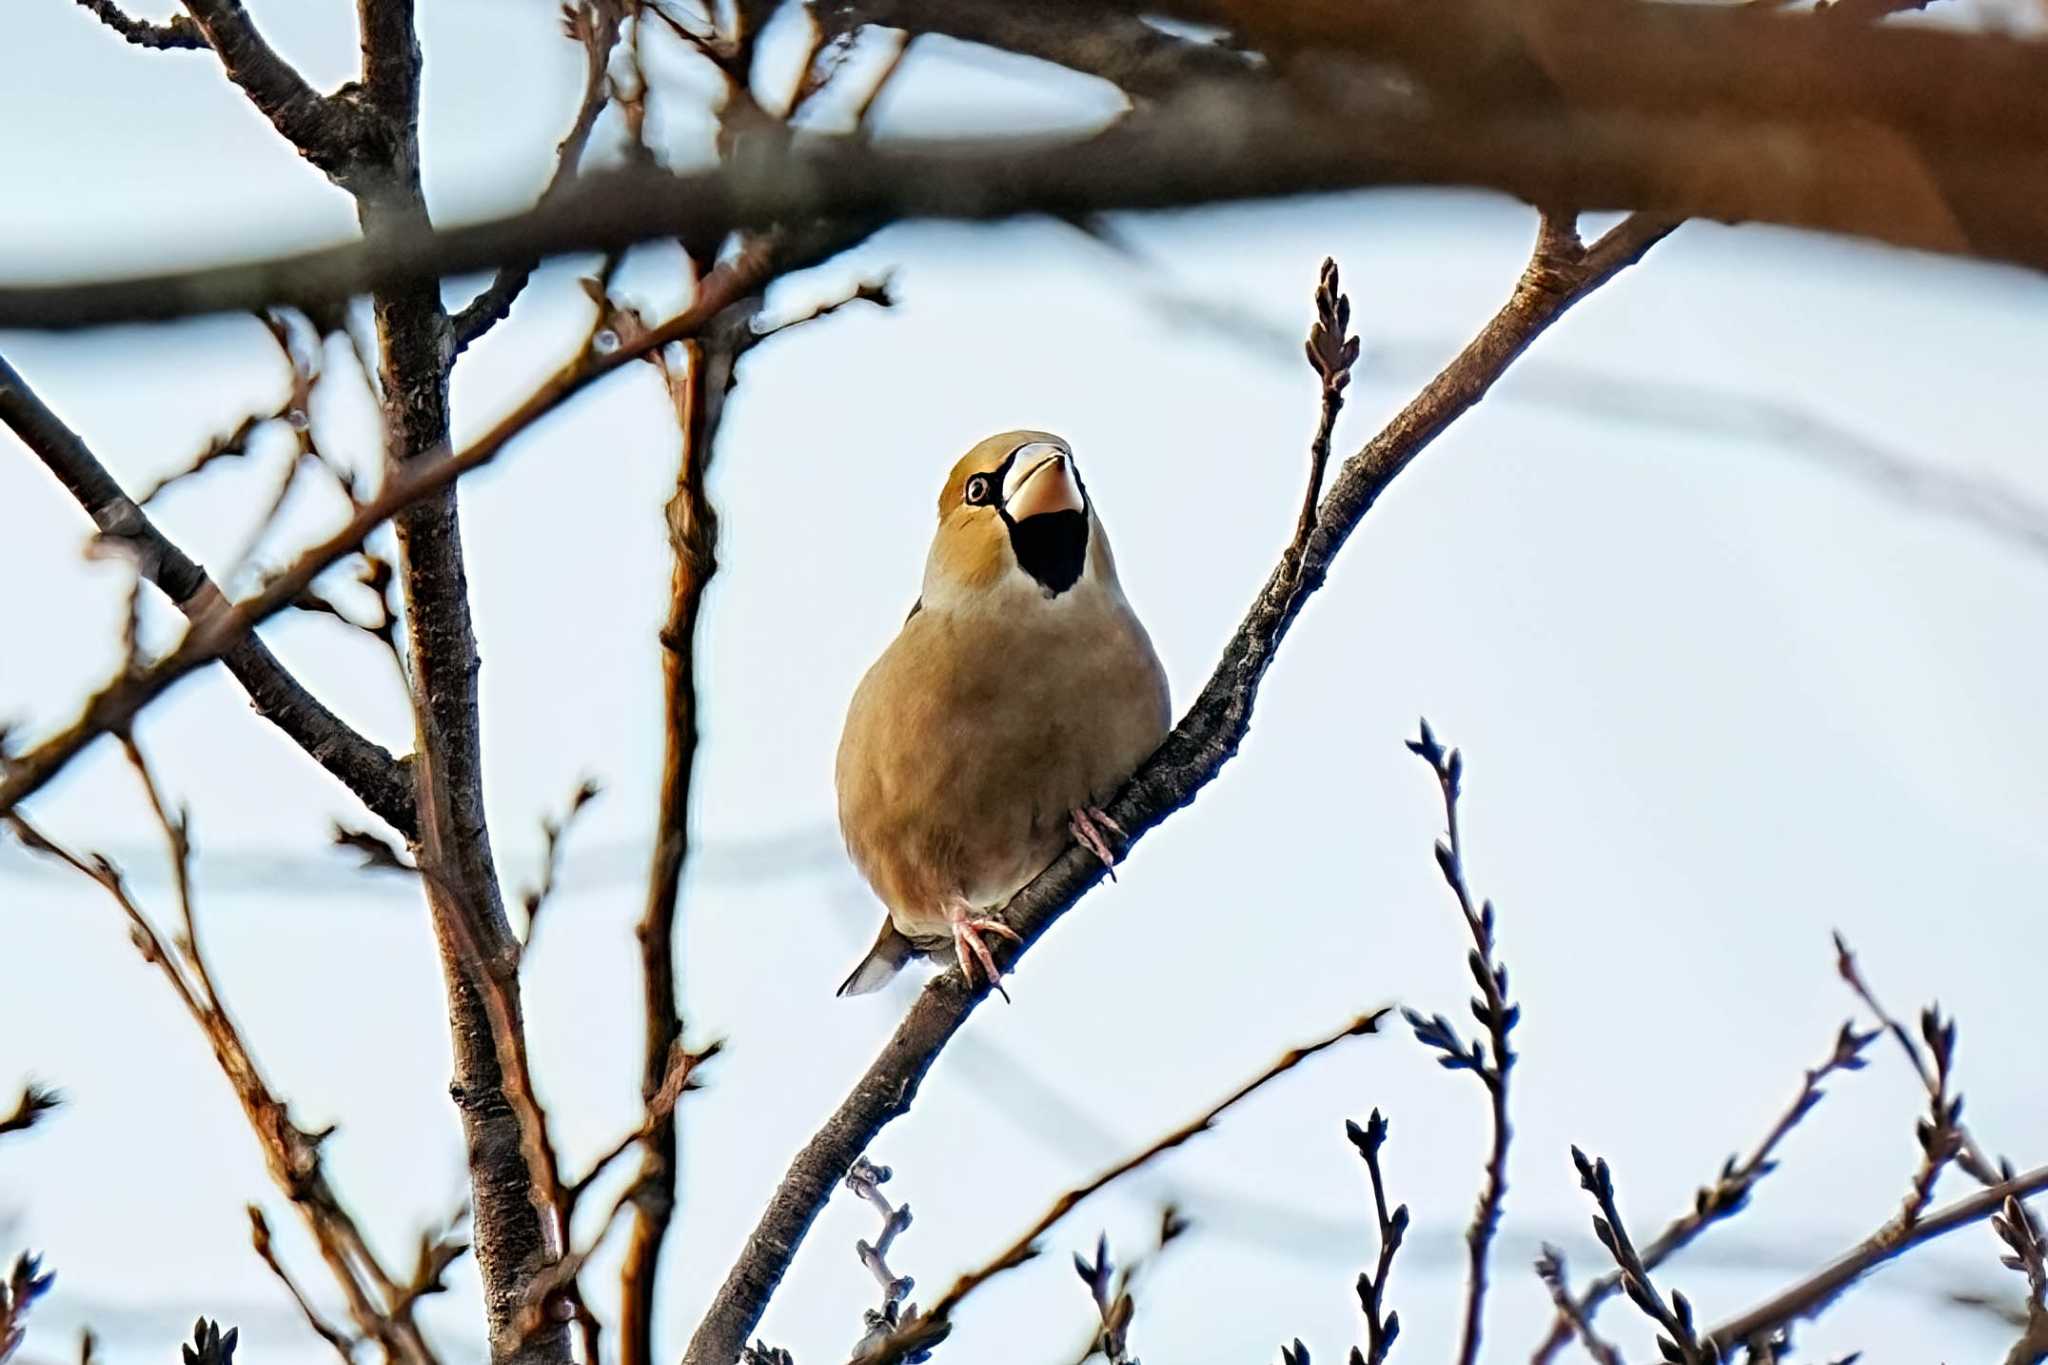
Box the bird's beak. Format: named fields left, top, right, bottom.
left=1002, top=444, right=1084, bottom=522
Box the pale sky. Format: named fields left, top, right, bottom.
left=4, top=4, right=2048, bottom=1365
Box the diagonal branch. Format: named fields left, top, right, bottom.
left=1704, top=1161, right=2048, bottom=1349
left=177, top=0, right=372, bottom=180
left=679, top=210, right=1677, bottom=1365
left=72, top=0, right=208, bottom=49
left=0, top=350, right=418, bottom=837
left=0, top=235, right=818, bottom=827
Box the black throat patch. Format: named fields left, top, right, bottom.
left=1005, top=509, right=1089, bottom=596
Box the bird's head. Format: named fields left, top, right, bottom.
left=923, top=429, right=1114, bottom=609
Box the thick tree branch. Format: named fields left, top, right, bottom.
left=678, top=210, right=1676, bottom=1365
left=177, top=0, right=372, bottom=179
left=0, top=350, right=417, bottom=837
left=72, top=0, right=208, bottom=49
left=6, top=9, right=2048, bottom=336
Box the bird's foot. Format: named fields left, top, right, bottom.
left=1069, top=806, right=1125, bottom=880
left=948, top=902, right=1023, bottom=1002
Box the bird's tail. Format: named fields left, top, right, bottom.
left=837, top=921, right=915, bottom=997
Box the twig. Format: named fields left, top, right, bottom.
left=1401, top=720, right=1517, bottom=1365
left=1345, top=1110, right=1406, bottom=1365
left=857, top=1008, right=1392, bottom=1365
left=0, top=230, right=860, bottom=827
left=1066, top=1208, right=1185, bottom=1365
left=1289, top=257, right=1358, bottom=568
left=1704, top=1162, right=2048, bottom=1349
left=451, top=0, right=624, bottom=354
left=248, top=1207, right=354, bottom=1363
left=0, top=351, right=416, bottom=836
left=1996, top=1194, right=2048, bottom=1365
left=0, top=797, right=427, bottom=1365
left=1531, top=1019, right=1878, bottom=1362
left=0, top=1087, right=60, bottom=1140
left=0, top=1254, right=54, bottom=1365
left=519, top=777, right=603, bottom=947
left=1834, top=932, right=2004, bottom=1189
left=682, top=209, right=1675, bottom=1365
left=1571, top=1148, right=1713, bottom=1364
left=846, top=1159, right=924, bottom=1362
left=1534, top=1248, right=1621, bottom=1365
left=70, top=0, right=207, bottom=49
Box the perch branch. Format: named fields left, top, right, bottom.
left=681, top=209, right=1674, bottom=1365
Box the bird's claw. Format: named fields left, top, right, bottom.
left=949, top=907, right=1022, bottom=1002
left=1069, top=806, right=1124, bottom=879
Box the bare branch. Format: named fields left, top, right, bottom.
left=1705, top=1162, right=2048, bottom=1349
left=176, top=0, right=370, bottom=179
left=823, top=0, right=1264, bottom=101
left=1534, top=1249, right=1620, bottom=1365
left=0, top=1256, right=56, bottom=1365
left=0, top=350, right=417, bottom=836
left=1346, top=1109, right=1406, bottom=1365
left=71, top=0, right=207, bottom=50
left=856, top=1008, right=1392, bottom=1364
left=1572, top=1148, right=1714, bottom=1363
left=846, top=1159, right=922, bottom=1361
left=10, top=5, right=2048, bottom=335
left=1401, top=720, right=1518, bottom=1365
left=682, top=210, right=1674, bottom=1365
left=0, top=234, right=837, bottom=827
left=248, top=1206, right=355, bottom=1364
left=1531, top=1018, right=1878, bottom=1362
left=0, top=800, right=428, bottom=1365
left=519, top=777, right=603, bottom=947
left=451, top=0, right=624, bottom=354
left=1285, top=257, right=1357, bottom=577
left=0, top=1086, right=61, bottom=1140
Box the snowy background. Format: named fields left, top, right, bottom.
left=5, top=3, right=2048, bottom=1364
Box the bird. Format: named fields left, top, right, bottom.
left=834, top=429, right=1171, bottom=998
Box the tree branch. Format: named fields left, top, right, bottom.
left=612, top=266, right=758, bottom=1365
left=1704, top=1162, right=2048, bottom=1349
left=450, top=0, right=623, bottom=355
left=822, top=0, right=1265, bottom=101
left=679, top=209, right=1675, bottom=1365
left=0, top=237, right=797, bottom=829
left=858, top=1009, right=1393, bottom=1364
left=0, top=350, right=418, bottom=837
left=6, top=10, right=2048, bottom=336
left=177, top=0, right=371, bottom=179
left=1530, top=1018, right=1878, bottom=1362
left=72, top=0, right=208, bottom=49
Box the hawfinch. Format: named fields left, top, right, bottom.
left=835, top=430, right=1170, bottom=997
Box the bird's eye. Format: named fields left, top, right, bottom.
left=964, top=474, right=994, bottom=506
